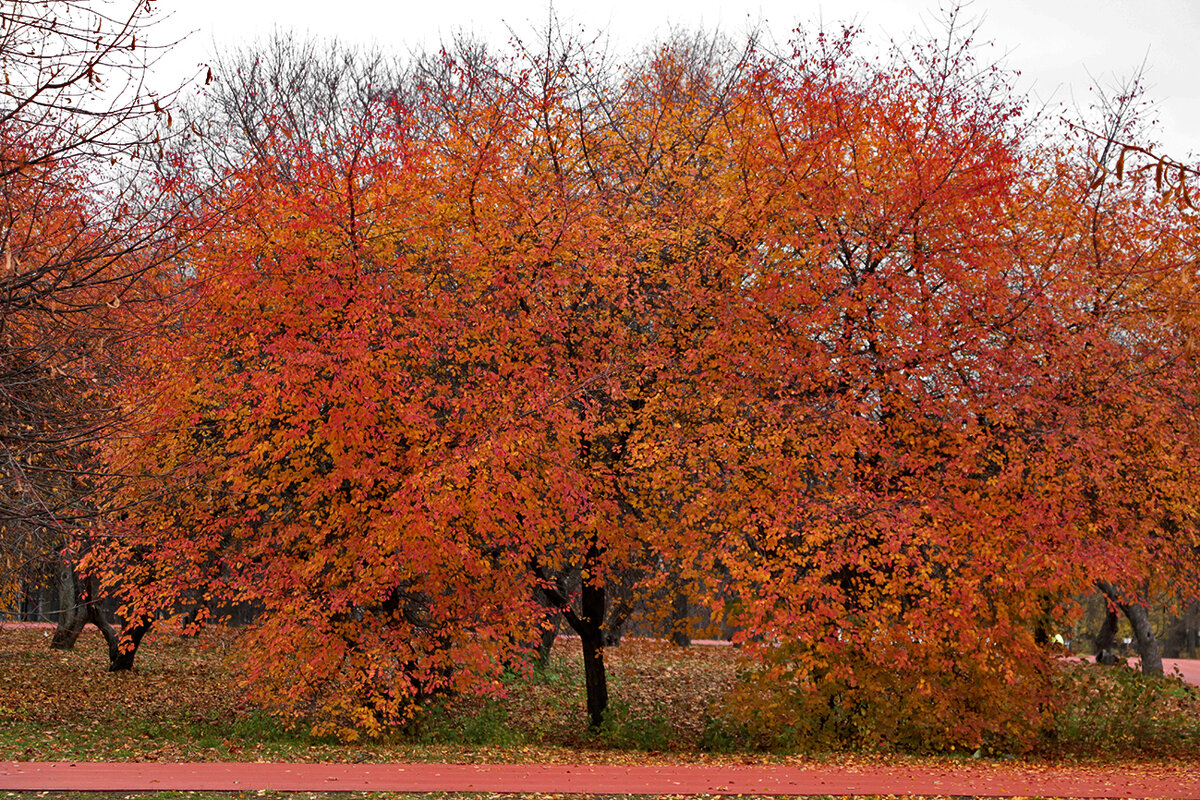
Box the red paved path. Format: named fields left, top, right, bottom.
left=1066, top=655, right=1200, bottom=686
left=2, top=761, right=1199, bottom=797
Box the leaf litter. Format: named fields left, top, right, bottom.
left=0, top=624, right=1197, bottom=799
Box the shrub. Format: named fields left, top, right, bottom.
left=707, top=638, right=1058, bottom=754
left=1050, top=660, right=1200, bottom=757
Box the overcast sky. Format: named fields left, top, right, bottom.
left=145, top=0, right=1200, bottom=159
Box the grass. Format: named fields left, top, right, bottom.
left=0, top=626, right=745, bottom=763
left=400, top=639, right=738, bottom=753
left=2, top=625, right=1200, bottom=764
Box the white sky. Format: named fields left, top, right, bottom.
left=144, top=0, right=1200, bottom=159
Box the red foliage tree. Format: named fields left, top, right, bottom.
left=95, top=19, right=1200, bottom=746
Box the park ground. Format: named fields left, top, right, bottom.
left=1, top=625, right=1199, bottom=798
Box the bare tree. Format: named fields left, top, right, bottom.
left=179, top=32, right=408, bottom=182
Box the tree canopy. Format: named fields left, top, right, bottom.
left=73, top=13, right=1200, bottom=748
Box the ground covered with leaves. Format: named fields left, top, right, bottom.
left=0, top=795, right=1178, bottom=800
left=2, top=626, right=1199, bottom=767
left=0, top=795, right=1110, bottom=800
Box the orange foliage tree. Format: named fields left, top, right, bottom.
left=95, top=19, right=1200, bottom=746
left=705, top=27, right=1200, bottom=749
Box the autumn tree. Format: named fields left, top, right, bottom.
left=95, top=29, right=764, bottom=731
left=96, top=14, right=1200, bottom=744
left=1058, top=76, right=1200, bottom=677
left=695, top=15, right=1200, bottom=749
left=0, top=0, right=202, bottom=666
left=97, top=62, right=535, bottom=734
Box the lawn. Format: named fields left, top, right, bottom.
left=2, top=625, right=1200, bottom=764
left=0, top=626, right=744, bottom=763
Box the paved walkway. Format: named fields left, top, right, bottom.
left=2, top=761, right=1199, bottom=797
left=1066, top=655, right=1200, bottom=686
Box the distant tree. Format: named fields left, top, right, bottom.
left=0, top=0, right=204, bottom=668
left=1065, top=73, right=1200, bottom=678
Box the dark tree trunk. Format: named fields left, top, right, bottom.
left=533, top=549, right=610, bottom=728
left=49, top=561, right=86, bottom=650
left=536, top=611, right=561, bottom=668
left=1034, top=616, right=1050, bottom=647
left=1032, top=592, right=1060, bottom=647
left=1124, top=600, right=1164, bottom=677
left=1095, top=602, right=1120, bottom=665
left=106, top=614, right=152, bottom=672
left=1096, top=580, right=1163, bottom=676
left=578, top=578, right=608, bottom=728
left=670, top=589, right=691, bottom=647
left=50, top=613, right=88, bottom=650
left=50, top=566, right=113, bottom=652
left=92, top=605, right=120, bottom=662
left=50, top=613, right=87, bottom=650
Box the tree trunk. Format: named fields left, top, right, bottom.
left=578, top=578, right=608, bottom=728
left=532, top=551, right=609, bottom=728
left=50, top=612, right=87, bottom=650
left=670, top=589, right=691, bottom=647
left=50, top=566, right=116, bottom=651
left=1095, top=601, right=1120, bottom=665
left=106, top=614, right=152, bottom=672
left=92, top=604, right=120, bottom=661
left=49, top=561, right=86, bottom=650
left=1096, top=580, right=1162, bottom=676
left=1124, top=600, right=1164, bottom=677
